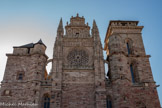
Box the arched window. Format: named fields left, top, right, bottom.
left=106, top=96, right=112, bottom=108
left=130, top=63, right=139, bottom=83
left=43, top=94, right=50, bottom=108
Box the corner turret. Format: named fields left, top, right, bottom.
left=31, top=39, right=46, bottom=54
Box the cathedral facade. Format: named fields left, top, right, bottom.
left=0, top=14, right=161, bottom=108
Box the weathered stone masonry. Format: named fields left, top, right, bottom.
left=0, top=15, right=161, bottom=108
left=104, top=21, right=161, bottom=108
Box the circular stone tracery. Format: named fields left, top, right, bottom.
left=67, top=49, right=89, bottom=66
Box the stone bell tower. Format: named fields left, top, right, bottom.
left=50, top=14, right=106, bottom=108
left=104, top=21, right=161, bottom=108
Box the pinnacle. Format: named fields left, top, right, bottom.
left=93, top=20, right=98, bottom=29
left=57, top=18, right=64, bottom=32
left=58, top=18, right=63, bottom=28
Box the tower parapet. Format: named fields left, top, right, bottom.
left=104, top=20, right=144, bottom=56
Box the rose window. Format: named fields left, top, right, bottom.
left=67, top=49, right=89, bottom=66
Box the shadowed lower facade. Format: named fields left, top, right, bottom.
left=0, top=14, right=161, bottom=108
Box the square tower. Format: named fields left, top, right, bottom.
left=104, top=21, right=161, bottom=108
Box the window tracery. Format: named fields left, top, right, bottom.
left=67, top=49, right=89, bottom=66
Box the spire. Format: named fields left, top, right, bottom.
left=92, top=20, right=99, bottom=36
left=93, top=20, right=97, bottom=29
left=92, top=20, right=102, bottom=57
left=57, top=18, right=64, bottom=34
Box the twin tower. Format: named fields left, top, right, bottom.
left=0, top=14, right=160, bottom=108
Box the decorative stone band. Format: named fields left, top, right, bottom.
left=63, top=65, right=94, bottom=70
left=64, top=34, right=91, bottom=38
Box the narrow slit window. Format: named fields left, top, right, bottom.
left=127, top=42, right=131, bottom=54
left=130, top=64, right=135, bottom=83
left=107, top=97, right=112, bottom=108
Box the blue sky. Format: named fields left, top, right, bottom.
left=0, top=0, right=162, bottom=105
